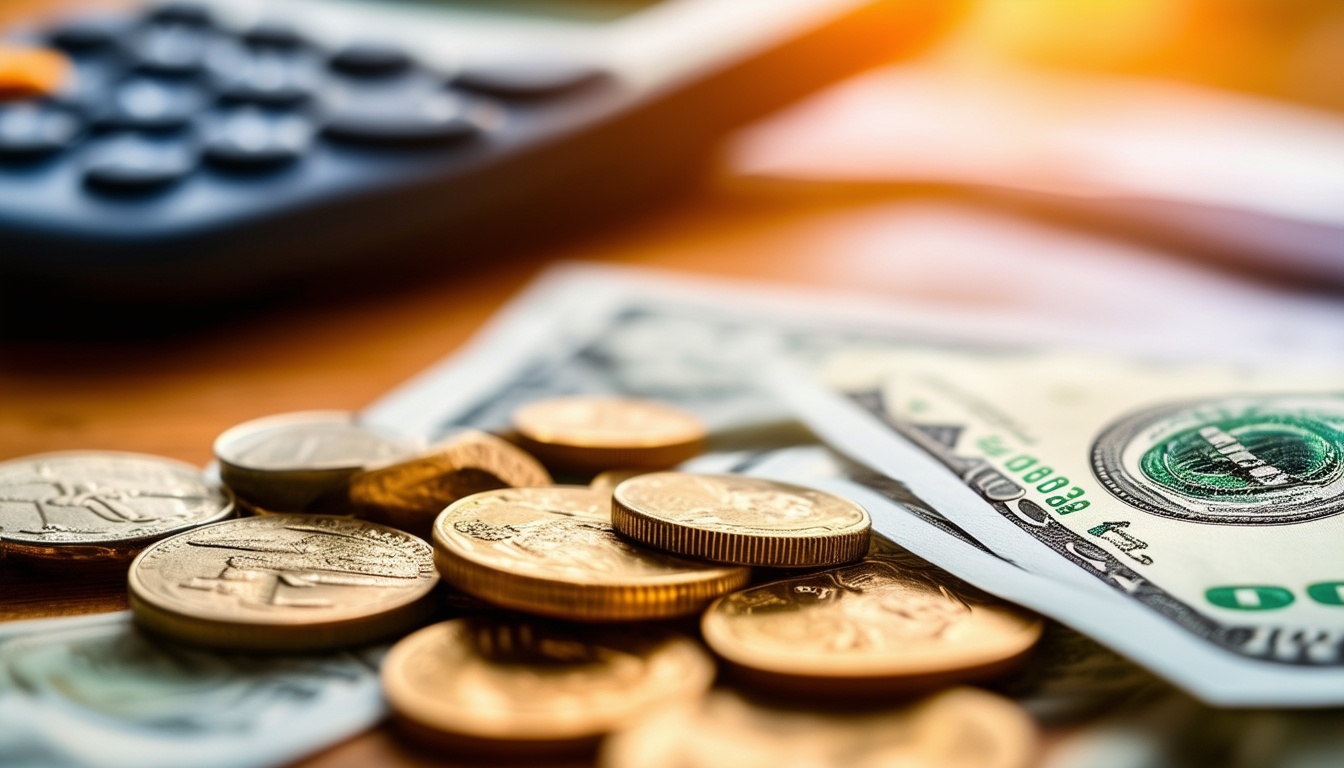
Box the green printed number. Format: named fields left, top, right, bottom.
left=1307, top=582, right=1344, bottom=606
left=1002, top=454, right=1090, bottom=514
left=1206, top=585, right=1295, bottom=611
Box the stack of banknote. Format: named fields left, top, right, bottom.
left=2, top=263, right=1342, bottom=767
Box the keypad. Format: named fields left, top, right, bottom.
left=0, top=5, right=605, bottom=202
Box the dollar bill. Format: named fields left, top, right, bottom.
left=777, top=346, right=1344, bottom=705
left=0, top=612, right=384, bottom=768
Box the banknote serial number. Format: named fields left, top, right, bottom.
left=976, top=436, right=1090, bottom=514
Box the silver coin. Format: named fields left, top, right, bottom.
left=0, top=451, right=233, bottom=563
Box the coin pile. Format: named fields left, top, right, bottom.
left=0, top=395, right=1045, bottom=765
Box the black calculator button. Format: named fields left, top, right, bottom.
left=329, top=43, right=412, bottom=77
left=145, top=3, right=215, bottom=28
left=47, top=16, right=129, bottom=52
left=454, top=59, right=605, bottom=98
left=132, top=24, right=212, bottom=76
left=242, top=22, right=307, bottom=50
left=100, top=78, right=205, bottom=131
left=322, top=90, right=481, bottom=145
left=82, top=134, right=196, bottom=191
left=204, top=109, right=312, bottom=168
left=211, top=49, right=319, bottom=106
left=0, top=102, right=82, bottom=158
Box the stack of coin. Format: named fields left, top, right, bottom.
left=3, top=393, right=1047, bottom=764
left=431, top=486, right=749, bottom=621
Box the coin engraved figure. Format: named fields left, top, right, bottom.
left=128, top=515, right=438, bottom=652
left=180, top=524, right=429, bottom=609
left=0, top=452, right=232, bottom=559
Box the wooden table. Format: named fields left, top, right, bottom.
left=0, top=2, right=1040, bottom=765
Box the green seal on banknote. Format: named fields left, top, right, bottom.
left=1092, top=395, right=1344, bottom=525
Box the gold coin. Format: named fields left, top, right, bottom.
left=349, top=430, right=551, bottom=536
left=701, top=536, right=1043, bottom=695
left=128, top=514, right=437, bottom=651
left=589, top=469, right=652, bottom=496
left=512, top=397, right=705, bottom=472
left=0, top=451, right=233, bottom=564
left=432, top=487, right=749, bottom=621
left=383, top=618, right=715, bottom=754
left=611, top=473, right=871, bottom=567
left=601, top=687, right=1038, bottom=768
left=214, top=411, right=415, bottom=512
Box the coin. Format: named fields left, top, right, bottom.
left=589, top=469, right=652, bottom=496
left=611, top=473, right=871, bottom=567
left=432, top=486, right=749, bottom=621
left=214, top=411, right=416, bottom=513
left=701, top=536, right=1044, bottom=695
left=349, top=430, right=551, bottom=536
left=512, top=397, right=705, bottom=472
left=0, top=451, right=233, bottom=564
left=128, top=514, right=437, bottom=651
left=601, top=687, right=1037, bottom=768
left=383, top=618, right=715, bottom=754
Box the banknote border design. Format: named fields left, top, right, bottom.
left=846, top=389, right=1344, bottom=668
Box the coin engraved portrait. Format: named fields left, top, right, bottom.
left=706, top=541, right=1040, bottom=673
left=0, top=453, right=228, bottom=544
left=724, top=555, right=976, bottom=654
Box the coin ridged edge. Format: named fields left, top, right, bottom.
left=128, top=585, right=436, bottom=652
left=610, top=497, right=870, bottom=568
left=515, top=437, right=705, bottom=472
left=700, top=593, right=1045, bottom=685
left=432, top=545, right=749, bottom=622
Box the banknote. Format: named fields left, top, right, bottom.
left=777, top=346, right=1344, bottom=705
left=362, top=262, right=1342, bottom=703
left=0, top=612, right=385, bottom=768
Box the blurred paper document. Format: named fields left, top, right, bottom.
left=732, top=64, right=1344, bottom=283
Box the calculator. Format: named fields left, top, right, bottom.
left=0, top=0, right=951, bottom=300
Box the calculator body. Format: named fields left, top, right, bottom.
left=0, top=0, right=953, bottom=300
